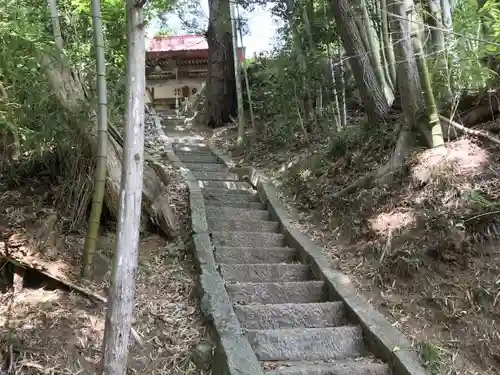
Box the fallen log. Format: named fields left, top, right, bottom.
left=43, top=54, right=179, bottom=239
left=450, top=86, right=500, bottom=127
left=439, top=115, right=500, bottom=145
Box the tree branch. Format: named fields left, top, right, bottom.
left=439, top=115, right=500, bottom=145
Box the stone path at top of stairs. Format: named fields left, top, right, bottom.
left=171, top=141, right=391, bottom=375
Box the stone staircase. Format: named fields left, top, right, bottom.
left=171, top=141, right=392, bottom=375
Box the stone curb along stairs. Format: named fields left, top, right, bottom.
left=156, top=112, right=428, bottom=375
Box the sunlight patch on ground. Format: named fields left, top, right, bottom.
left=369, top=210, right=417, bottom=236
left=446, top=139, right=490, bottom=173
left=412, top=139, right=490, bottom=185
left=299, top=168, right=312, bottom=180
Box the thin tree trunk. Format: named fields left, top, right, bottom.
left=380, top=0, right=397, bottom=86
left=231, top=0, right=245, bottom=148
left=292, top=29, right=313, bottom=119
left=411, top=11, right=445, bottom=148
left=337, top=53, right=347, bottom=128
left=82, top=0, right=108, bottom=278
left=426, top=0, right=453, bottom=102
left=302, top=0, right=326, bottom=118
left=325, top=46, right=340, bottom=129
left=293, top=81, right=310, bottom=143
left=101, top=0, right=145, bottom=373
left=236, top=4, right=255, bottom=129
left=375, top=0, right=393, bottom=91
left=441, top=0, right=455, bottom=92
left=47, top=0, right=63, bottom=50
left=388, top=0, right=423, bottom=131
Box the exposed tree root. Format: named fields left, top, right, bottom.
left=333, top=128, right=413, bottom=198
left=333, top=172, right=376, bottom=198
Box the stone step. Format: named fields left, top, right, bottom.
left=191, top=170, right=240, bottom=181
left=182, top=162, right=228, bottom=172
left=211, top=231, right=286, bottom=248
left=173, top=146, right=213, bottom=154
left=173, top=144, right=211, bottom=152
left=205, top=200, right=265, bottom=210
left=214, top=247, right=297, bottom=264
left=176, top=153, right=220, bottom=163
left=202, top=189, right=261, bottom=202
left=226, top=281, right=325, bottom=305
left=234, top=302, right=346, bottom=330
left=246, top=326, right=364, bottom=361
left=171, top=141, right=207, bottom=148
left=198, top=180, right=252, bottom=190
left=206, top=206, right=270, bottom=222
left=265, top=359, right=390, bottom=375
left=220, top=264, right=312, bottom=283
left=208, top=219, right=279, bottom=232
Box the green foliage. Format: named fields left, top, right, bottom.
left=444, top=0, right=496, bottom=90
left=479, top=0, right=500, bottom=53
left=418, top=341, right=447, bottom=375
left=463, top=189, right=500, bottom=209
left=325, top=127, right=363, bottom=159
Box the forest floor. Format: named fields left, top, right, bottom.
left=211, top=120, right=500, bottom=375
left=0, top=120, right=210, bottom=374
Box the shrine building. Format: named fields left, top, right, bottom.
left=145, top=34, right=245, bottom=110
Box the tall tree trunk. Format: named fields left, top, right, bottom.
left=389, top=0, right=442, bottom=148
left=440, top=0, right=455, bottom=85
left=231, top=0, right=245, bottom=148
left=380, top=0, right=397, bottom=86
left=388, top=0, right=422, bottom=122
left=102, top=0, right=145, bottom=373
left=388, top=0, right=426, bottom=152
left=330, top=0, right=393, bottom=124
left=82, top=0, right=108, bottom=278
left=206, top=0, right=236, bottom=128
left=359, top=0, right=393, bottom=104
left=285, top=0, right=313, bottom=121
left=425, top=0, right=453, bottom=103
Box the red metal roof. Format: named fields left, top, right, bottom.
left=146, top=34, right=246, bottom=62
left=147, top=35, right=208, bottom=52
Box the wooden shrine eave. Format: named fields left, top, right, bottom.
left=147, top=49, right=209, bottom=60
left=146, top=69, right=208, bottom=81
left=146, top=57, right=208, bottom=69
